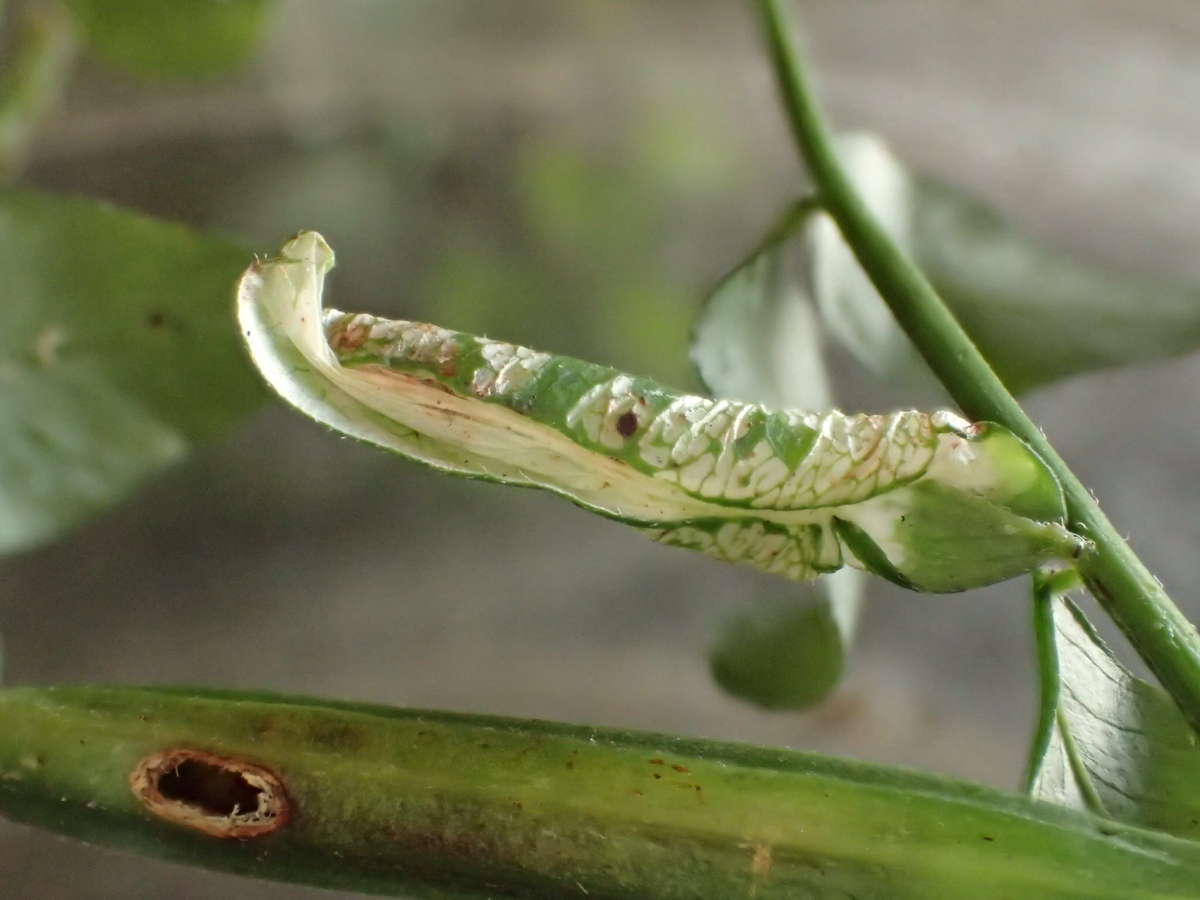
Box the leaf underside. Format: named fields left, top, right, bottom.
left=1030, top=597, right=1200, bottom=842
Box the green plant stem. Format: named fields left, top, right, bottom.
left=757, top=0, right=1200, bottom=734
left=0, top=0, right=78, bottom=182
left=1024, top=572, right=1062, bottom=792
left=5, top=685, right=1200, bottom=899
left=1023, top=569, right=1102, bottom=802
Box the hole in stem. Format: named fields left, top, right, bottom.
left=130, top=749, right=290, bottom=839
left=157, top=758, right=265, bottom=818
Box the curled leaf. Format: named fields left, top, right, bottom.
left=238, top=232, right=1082, bottom=592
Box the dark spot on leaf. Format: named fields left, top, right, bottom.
left=648, top=758, right=664, bottom=766
left=652, top=773, right=662, bottom=780
left=672, top=764, right=690, bottom=773
left=146, top=310, right=167, bottom=329
left=981, top=835, right=995, bottom=842
left=617, top=412, right=639, bottom=437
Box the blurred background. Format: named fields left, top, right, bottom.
left=4, top=1, right=1200, bottom=896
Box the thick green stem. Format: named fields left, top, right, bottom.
left=757, top=0, right=1200, bottom=735
left=4, top=685, right=1200, bottom=899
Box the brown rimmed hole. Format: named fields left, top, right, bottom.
left=130, top=749, right=290, bottom=839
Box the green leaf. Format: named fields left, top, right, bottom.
left=3, top=685, right=1200, bottom=899
left=807, top=136, right=924, bottom=385
left=808, top=134, right=1200, bottom=395
left=0, top=189, right=262, bottom=553
left=240, top=233, right=1082, bottom=593
left=1029, top=594, right=1200, bottom=841
left=834, top=472, right=1074, bottom=594
left=64, top=0, right=269, bottom=80
left=694, top=200, right=863, bottom=709
left=709, top=570, right=861, bottom=710
left=691, top=199, right=829, bottom=411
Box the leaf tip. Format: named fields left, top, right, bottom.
left=279, top=230, right=336, bottom=272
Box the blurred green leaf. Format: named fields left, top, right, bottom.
left=691, top=200, right=827, bottom=409
left=693, top=200, right=864, bottom=710
left=911, top=174, right=1200, bottom=392
left=65, top=0, right=269, bottom=79
left=0, top=1, right=78, bottom=181
left=811, top=134, right=1200, bottom=395
left=0, top=189, right=261, bottom=553
left=513, top=138, right=694, bottom=382
left=709, top=570, right=861, bottom=710
left=1029, top=596, right=1200, bottom=840
left=808, top=136, right=924, bottom=386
